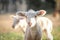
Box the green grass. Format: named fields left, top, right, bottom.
left=0, top=26, right=60, bottom=40
left=52, top=26, right=60, bottom=40
left=0, top=32, right=24, bottom=40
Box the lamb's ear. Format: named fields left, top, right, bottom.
left=10, top=15, right=17, bottom=20
left=37, top=10, right=46, bottom=16
left=16, top=11, right=27, bottom=17
left=10, top=15, right=16, bottom=18
left=17, top=12, right=28, bottom=18
left=16, top=12, right=25, bottom=16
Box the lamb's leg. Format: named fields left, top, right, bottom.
left=36, top=23, right=42, bottom=40
left=35, top=32, right=42, bottom=40
left=46, top=30, right=53, bottom=40
left=24, top=27, right=33, bottom=40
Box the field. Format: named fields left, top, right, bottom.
left=0, top=13, right=60, bottom=40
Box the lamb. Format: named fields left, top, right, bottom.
left=36, top=10, right=53, bottom=40
left=12, top=9, right=53, bottom=40
left=12, top=11, right=28, bottom=33
left=23, top=10, right=42, bottom=40
left=24, top=10, right=53, bottom=40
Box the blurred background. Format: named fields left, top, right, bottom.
left=0, top=0, right=60, bottom=40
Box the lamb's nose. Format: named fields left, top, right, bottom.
left=12, top=25, right=15, bottom=28
left=28, top=22, right=32, bottom=26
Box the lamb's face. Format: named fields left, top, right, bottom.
left=12, top=13, right=27, bottom=29
left=12, top=16, right=19, bottom=29
left=25, top=10, right=37, bottom=27
left=27, top=17, right=36, bottom=27
left=25, top=10, right=46, bottom=27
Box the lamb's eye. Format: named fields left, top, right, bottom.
left=20, top=18, right=24, bottom=19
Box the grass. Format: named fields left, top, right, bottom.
left=0, top=26, right=60, bottom=40
left=52, top=26, right=60, bottom=40
left=0, top=32, right=24, bottom=40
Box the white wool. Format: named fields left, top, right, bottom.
left=18, top=19, right=27, bottom=32
left=37, top=17, right=53, bottom=32
left=36, top=16, right=53, bottom=40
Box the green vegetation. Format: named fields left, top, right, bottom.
left=52, top=26, right=60, bottom=40
left=0, top=32, right=24, bottom=40
left=0, top=26, right=60, bottom=40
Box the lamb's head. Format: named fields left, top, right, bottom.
left=26, top=10, right=46, bottom=27
left=12, top=11, right=27, bottom=29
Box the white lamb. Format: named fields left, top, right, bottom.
left=12, top=9, right=53, bottom=40
left=12, top=11, right=28, bottom=33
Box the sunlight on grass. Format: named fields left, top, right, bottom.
left=0, top=26, right=60, bottom=40
left=52, top=26, right=60, bottom=40
left=0, top=32, right=24, bottom=40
